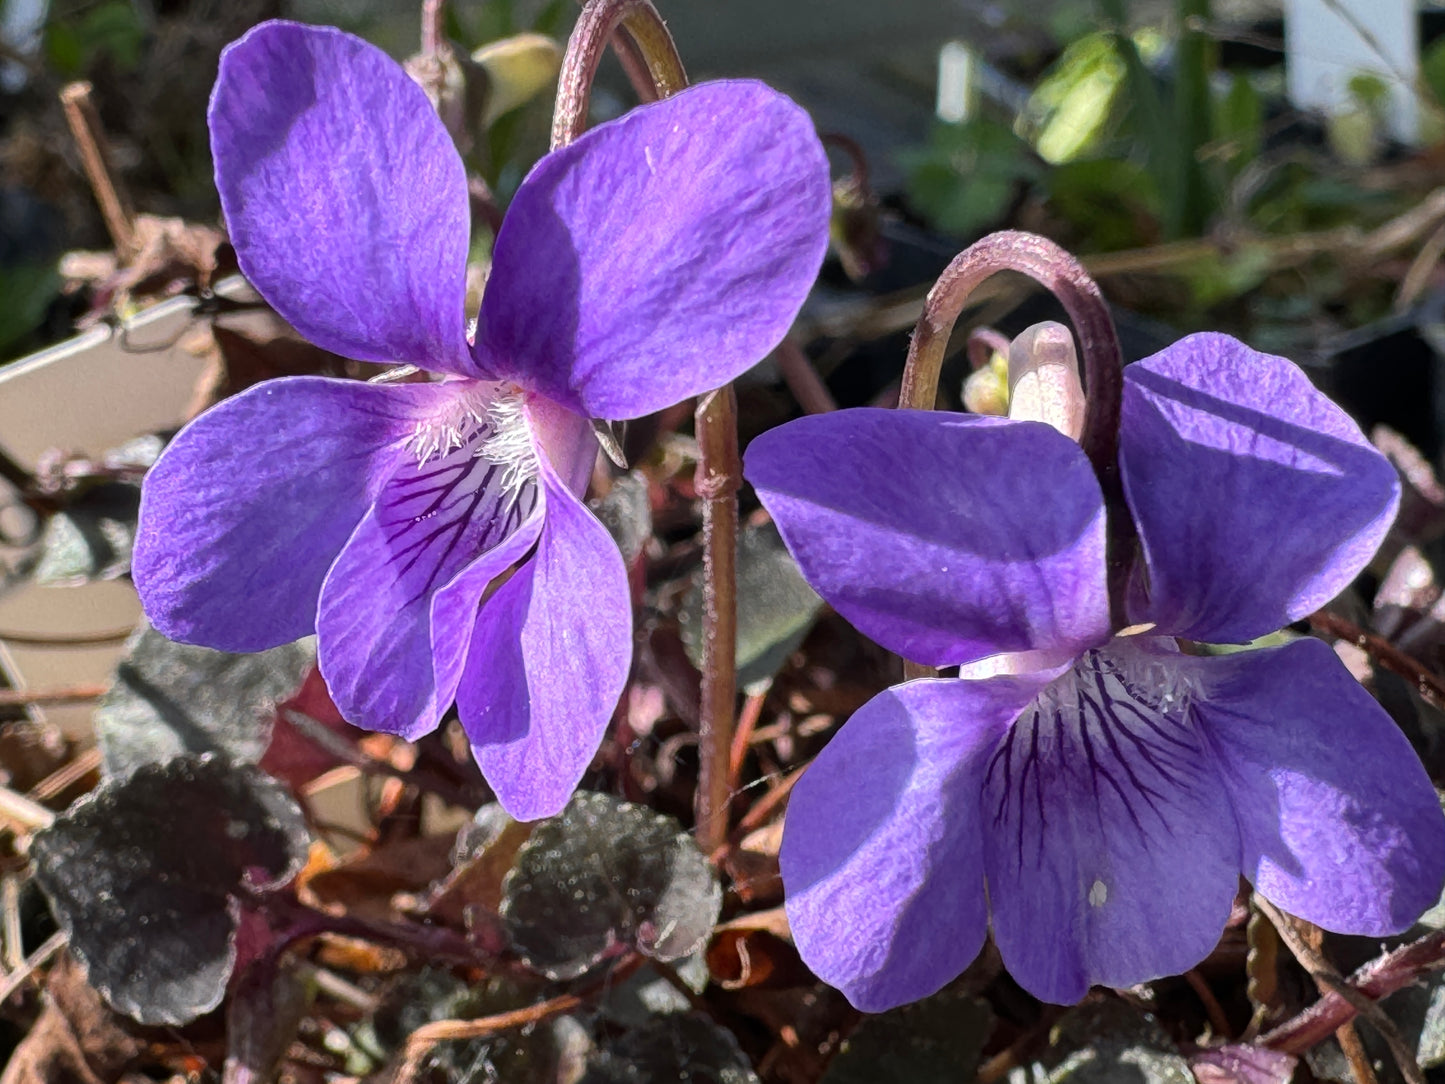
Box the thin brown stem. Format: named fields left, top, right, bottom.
left=0, top=931, right=66, bottom=1005
left=394, top=953, right=645, bottom=1082
left=1257, top=898, right=1424, bottom=1084
left=694, top=386, right=740, bottom=857
left=1263, top=929, right=1445, bottom=1056
left=420, top=0, right=445, bottom=56
left=28, top=747, right=102, bottom=802
left=611, top=30, right=660, bottom=104
left=0, top=627, right=134, bottom=647
left=259, top=890, right=494, bottom=965
left=551, top=0, right=686, bottom=149
left=775, top=338, right=838, bottom=414
left=820, top=132, right=870, bottom=196
left=731, top=764, right=803, bottom=839
left=59, top=82, right=136, bottom=262
left=1336, top=1022, right=1382, bottom=1084
left=551, top=0, right=738, bottom=859
left=727, top=688, right=768, bottom=794
left=283, top=710, right=482, bottom=810
left=1308, top=609, right=1445, bottom=709
left=1185, top=969, right=1233, bottom=1039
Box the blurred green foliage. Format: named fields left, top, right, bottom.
left=902, top=0, right=1445, bottom=330
left=44, top=1, right=145, bottom=76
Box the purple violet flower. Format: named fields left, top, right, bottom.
left=131, top=21, right=830, bottom=820
left=745, top=332, right=1445, bottom=1009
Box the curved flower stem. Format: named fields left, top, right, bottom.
left=420, top=0, right=444, bottom=56
left=897, top=230, right=1129, bottom=677
left=551, top=2, right=737, bottom=856
left=551, top=0, right=686, bottom=150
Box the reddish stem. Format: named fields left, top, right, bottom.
left=551, top=0, right=685, bottom=149
left=550, top=2, right=738, bottom=858
left=1263, top=930, right=1445, bottom=1054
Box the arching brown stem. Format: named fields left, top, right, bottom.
left=551, top=0, right=686, bottom=149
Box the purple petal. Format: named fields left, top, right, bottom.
left=316, top=426, right=543, bottom=737
left=1120, top=333, right=1399, bottom=643
left=458, top=459, right=631, bottom=821
left=746, top=410, right=1112, bottom=667
left=1182, top=637, right=1445, bottom=933
left=474, top=80, right=831, bottom=418
left=211, top=21, right=475, bottom=374
left=134, top=377, right=453, bottom=652
left=782, top=676, right=1049, bottom=1012
left=983, top=639, right=1241, bottom=1003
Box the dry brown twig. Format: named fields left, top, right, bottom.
left=392, top=954, right=646, bottom=1083
left=1258, top=897, right=1425, bottom=1084
left=1307, top=610, right=1445, bottom=710
left=59, top=82, right=137, bottom=261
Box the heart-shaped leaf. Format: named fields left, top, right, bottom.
left=30, top=753, right=310, bottom=1025
left=682, top=522, right=823, bottom=691
left=96, top=623, right=313, bottom=778
left=500, top=792, right=720, bottom=980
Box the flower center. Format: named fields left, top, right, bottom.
left=403, top=381, right=540, bottom=499
left=1034, top=639, right=1200, bottom=722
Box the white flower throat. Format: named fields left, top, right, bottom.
left=403, top=382, right=540, bottom=498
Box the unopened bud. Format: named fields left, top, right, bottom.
left=1007, top=321, right=1085, bottom=440
left=473, top=33, right=563, bottom=128
left=962, top=351, right=1009, bottom=416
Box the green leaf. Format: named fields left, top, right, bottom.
left=1046, top=158, right=1162, bottom=251
left=31, top=753, right=310, bottom=1026
left=0, top=264, right=59, bottom=356
left=95, top=624, right=314, bottom=778
left=500, top=792, right=721, bottom=980
left=1170, top=0, right=1215, bottom=237
left=1213, top=73, right=1263, bottom=179
left=1032, top=999, right=1194, bottom=1083
left=901, top=119, right=1041, bottom=238
left=1026, top=32, right=1128, bottom=164
left=1424, top=37, right=1445, bottom=116
left=681, top=522, right=825, bottom=692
